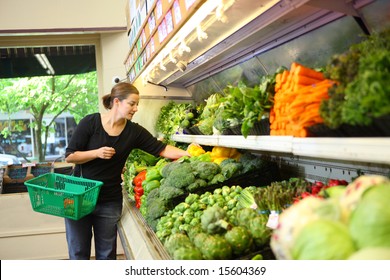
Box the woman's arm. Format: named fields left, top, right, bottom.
left=159, top=144, right=190, bottom=160
left=66, top=146, right=116, bottom=164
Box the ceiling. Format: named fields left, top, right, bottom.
left=0, top=45, right=96, bottom=79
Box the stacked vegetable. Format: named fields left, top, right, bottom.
left=132, top=170, right=146, bottom=208
left=139, top=153, right=244, bottom=230
left=155, top=185, right=273, bottom=260
left=155, top=101, right=199, bottom=143
left=122, top=148, right=161, bottom=200
left=193, top=93, right=224, bottom=135
left=213, top=70, right=283, bottom=137
left=270, top=62, right=336, bottom=137
left=271, top=175, right=390, bottom=260
left=155, top=177, right=326, bottom=260
left=320, top=29, right=390, bottom=130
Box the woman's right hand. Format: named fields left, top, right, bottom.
left=97, top=146, right=116, bottom=160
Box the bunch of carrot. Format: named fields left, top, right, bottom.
left=270, top=62, right=336, bottom=137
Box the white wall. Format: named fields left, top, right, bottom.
left=98, top=32, right=130, bottom=112
left=0, top=0, right=127, bottom=32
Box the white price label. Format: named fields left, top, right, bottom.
left=266, top=210, right=279, bottom=229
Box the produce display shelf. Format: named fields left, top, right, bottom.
left=172, top=135, right=293, bottom=153
left=118, top=192, right=170, bottom=260
left=292, top=137, right=390, bottom=165
left=172, top=134, right=390, bottom=165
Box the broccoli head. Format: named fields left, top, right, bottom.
left=146, top=187, right=161, bottom=204
left=159, top=185, right=185, bottom=200
left=187, top=178, right=208, bottom=192
left=160, top=162, right=196, bottom=189
left=160, top=161, right=183, bottom=178
left=163, top=172, right=196, bottom=189
left=209, top=173, right=226, bottom=185
left=191, top=161, right=221, bottom=182
left=146, top=196, right=169, bottom=220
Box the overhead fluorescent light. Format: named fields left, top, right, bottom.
left=34, top=53, right=55, bottom=75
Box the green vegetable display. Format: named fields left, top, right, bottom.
left=320, top=29, right=390, bottom=128
left=292, top=219, right=356, bottom=260
left=155, top=184, right=279, bottom=260
left=271, top=175, right=390, bottom=260
left=248, top=215, right=272, bottom=248
left=201, top=234, right=233, bottom=260
left=201, top=205, right=232, bottom=234
left=349, top=183, right=390, bottom=249
left=195, top=93, right=224, bottom=135
left=173, top=246, right=203, bottom=260
left=155, top=101, right=199, bottom=144
left=164, top=233, right=193, bottom=256
left=225, top=226, right=254, bottom=256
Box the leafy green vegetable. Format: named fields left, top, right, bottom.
left=195, top=93, right=224, bottom=135
left=292, top=219, right=356, bottom=260
left=220, top=160, right=243, bottom=180
left=155, top=101, right=197, bottom=144
left=239, top=152, right=266, bottom=174
left=321, top=29, right=390, bottom=128
left=349, top=183, right=390, bottom=249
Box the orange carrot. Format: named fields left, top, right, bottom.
left=293, top=75, right=323, bottom=86
left=293, top=63, right=325, bottom=80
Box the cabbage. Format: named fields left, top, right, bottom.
left=270, top=197, right=341, bottom=260
left=349, top=183, right=390, bottom=249
left=339, top=175, right=389, bottom=222
left=292, top=219, right=356, bottom=260
left=348, top=247, right=390, bottom=260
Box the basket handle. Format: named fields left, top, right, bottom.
left=52, top=155, right=78, bottom=176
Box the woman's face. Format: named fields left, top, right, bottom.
left=118, top=93, right=139, bottom=120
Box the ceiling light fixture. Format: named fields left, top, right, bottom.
left=34, top=53, right=55, bottom=75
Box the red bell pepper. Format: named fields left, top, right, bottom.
left=134, top=184, right=144, bottom=196
left=133, top=170, right=147, bottom=187
left=133, top=170, right=147, bottom=209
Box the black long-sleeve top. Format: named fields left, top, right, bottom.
left=65, top=113, right=166, bottom=203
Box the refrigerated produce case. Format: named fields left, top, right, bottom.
left=118, top=0, right=390, bottom=259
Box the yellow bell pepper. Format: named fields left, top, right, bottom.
left=188, top=144, right=206, bottom=156
left=229, top=148, right=241, bottom=159
left=213, top=157, right=229, bottom=165
left=211, top=146, right=231, bottom=158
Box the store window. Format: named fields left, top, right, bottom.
left=0, top=116, right=77, bottom=160
left=0, top=119, right=31, bottom=156
left=0, top=43, right=97, bottom=163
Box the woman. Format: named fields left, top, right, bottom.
left=65, top=82, right=190, bottom=259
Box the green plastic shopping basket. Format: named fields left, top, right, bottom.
left=24, top=173, right=103, bottom=220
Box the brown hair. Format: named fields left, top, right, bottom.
left=102, top=82, right=139, bottom=109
